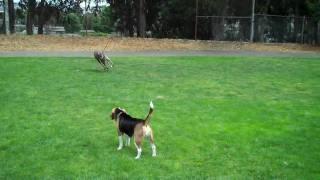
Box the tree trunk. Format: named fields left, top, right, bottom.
left=1, top=14, right=3, bottom=33
left=26, top=10, right=34, bottom=35
left=26, top=0, right=36, bottom=35
left=26, top=0, right=37, bottom=35
left=315, top=0, right=320, bottom=44
left=37, top=0, right=46, bottom=34
left=314, top=21, right=319, bottom=45
left=3, top=0, right=10, bottom=35
left=124, top=0, right=134, bottom=37
left=8, top=0, right=15, bottom=34
left=137, top=0, right=146, bottom=37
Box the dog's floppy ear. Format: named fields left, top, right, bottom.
left=110, top=108, right=116, bottom=120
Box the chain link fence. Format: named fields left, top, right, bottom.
left=196, top=14, right=320, bottom=44
left=197, top=16, right=251, bottom=41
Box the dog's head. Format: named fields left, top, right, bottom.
left=110, top=107, right=127, bottom=120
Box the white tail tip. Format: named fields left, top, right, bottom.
left=150, top=101, right=154, bottom=109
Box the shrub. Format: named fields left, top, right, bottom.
left=63, top=13, right=81, bottom=33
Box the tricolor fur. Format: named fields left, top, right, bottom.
left=110, top=101, right=156, bottom=159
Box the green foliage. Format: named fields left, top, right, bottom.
left=63, top=13, right=81, bottom=33
left=79, top=31, right=108, bottom=36
left=99, top=6, right=113, bottom=33
left=256, top=0, right=308, bottom=15
left=82, top=7, right=113, bottom=33
left=15, top=9, right=26, bottom=24
left=307, top=0, right=320, bottom=21
left=105, top=0, right=315, bottom=39
left=16, top=0, right=317, bottom=38
left=1, top=56, right=320, bottom=178
left=82, top=13, right=95, bottom=30
left=107, top=0, right=135, bottom=36
left=92, top=15, right=103, bottom=32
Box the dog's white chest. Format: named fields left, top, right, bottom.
left=143, top=125, right=152, bottom=137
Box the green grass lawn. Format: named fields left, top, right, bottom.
left=0, top=56, right=319, bottom=179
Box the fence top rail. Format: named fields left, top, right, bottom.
left=256, top=14, right=311, bottom=19
left=197, top=15, right=251, bottom=19
left=197, top=14, right=313, bottom=19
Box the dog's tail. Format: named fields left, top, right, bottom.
left=144, top=101, right=154, bottom=124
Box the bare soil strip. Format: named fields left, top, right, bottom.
left=0, top=50, right=319, bottom=58
left=1, top=35, right=319, bottom=53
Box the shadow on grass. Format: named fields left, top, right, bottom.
left=80, top=69, right=112, bottom=73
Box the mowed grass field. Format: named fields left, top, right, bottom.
left=0, top=56, right=319, bottom=179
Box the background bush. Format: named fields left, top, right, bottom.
left=63, top=13, right=81, bottom=33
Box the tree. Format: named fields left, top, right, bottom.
left=3, top=0, right=10, bottom=34
left=107, top=0, right=135, bottom=36
left=37, top=0, right=46, bottom=34
left=12, top=0, right=315, bottom=39
left=255, top=0, right=308, bottom=15
left=136, top=0, right=146, bottom=37
left=307, top=0, right=320, bottom=44
left=100, top=6, right=113, bottom=32
left=307, top=0, right=320, bottom=20
left=63, top=13, right=81, bottom=33
left=8, top=0, right=15, bottom=33
left=15, top=8, right=25, bottom=24
left=18, top=0, right=37, bottom=35
left=53, top=0, right=83, bottom=14
left=36, top=1, right=60, bottom=34
left=157, top=0, right=195, bottom=38
left=91, top=6, right=113, bottom=33
left=19, top=0, right=82, bottom=35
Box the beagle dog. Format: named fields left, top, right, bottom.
left=110, top=101, right=156, bottom=159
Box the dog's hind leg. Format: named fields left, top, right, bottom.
left=149, top=130, right=156, bottom=157
left=144, top=125, right=156, bottom=157
left=134, top=132, right=143, bottom=159
left=134, top=142, right=142, bottom=159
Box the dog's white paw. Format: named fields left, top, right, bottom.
left=117, top=147, right=123, bottom=151
left=152, top=153, right=156, bottom=157
left=135, top=156, right=140, bottom=160
left=150, top=101, right=154, bottom=109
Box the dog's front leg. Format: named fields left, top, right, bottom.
left=117, top=135, right=123, bottom=150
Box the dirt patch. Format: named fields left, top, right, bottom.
left=0, top=35, right=319, bottom=53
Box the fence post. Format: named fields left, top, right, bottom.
left=301, top=16, right=305, bottom=44
left=195, top=0, right=198, bottom=40
left=316, top=20, right=320, bottom=44
left=250, top=0, right=255, bottom=42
